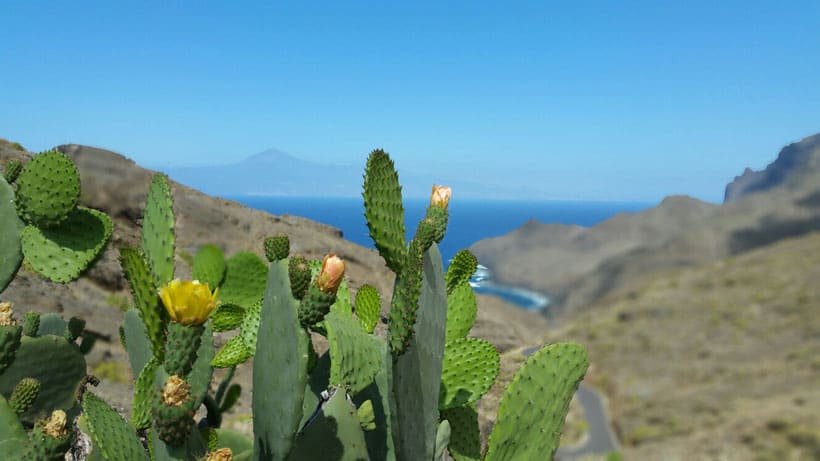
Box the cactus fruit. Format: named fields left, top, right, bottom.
left=263, top=234, right=289, bottom=262
left=288, top=255, right=311, bottom=301
left=141, top=174, right=175, bottom=287
left=353, top=284, right=380, bottom=334
left=82, top=392, right=146, bottom=461
left=217, top=252, right=267, bottom=308
left=20, top=207, right=113, bottom=283
left=14, top=150, right=80, bottom=229
left=153, top=375, right=197, bottom=446
left=363, top=149, right=407, bottom=274
left=3, top=159, right=22, bottom=184
left=484, top=343, right=589, bottom=461
left=192, top=244, right=227, bottom=289
left=22, top=312, right=40, bottom=337
left=9, top=377, right=40, bottom=415
left=299, top=285, right=337, bottom=328
left=0, top=176, right=24, bottom=293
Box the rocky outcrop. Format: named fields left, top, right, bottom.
left=724, top=133, right=820, bottom=203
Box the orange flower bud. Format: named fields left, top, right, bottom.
left=430, top=185, right=451, bottom=209
left=315, top=254, right=345, bottom=295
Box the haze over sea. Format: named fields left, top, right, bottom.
left=230, top=195, right=653, bottom=310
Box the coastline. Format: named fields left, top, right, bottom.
left=470, top=264, right=551, bottom=311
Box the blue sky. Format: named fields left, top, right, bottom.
left=2, top=1, right=819, bottom=202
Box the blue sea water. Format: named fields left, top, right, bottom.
left=229, top=195, right=653, bottom=310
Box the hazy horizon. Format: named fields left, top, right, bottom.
left=3, top=2, right=819, bottom=202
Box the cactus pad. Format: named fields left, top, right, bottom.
left=325, top=311, right=381, bottom=395
left=122, top=308, right=153, bottom=378
left=441, top=404, right=481, bottom=461
left=0, top=395, right=26, bottom=452
left=217, top=252, right=267, bottom=308
left=445, top=250, right=477, bottom=295
left=0, top=325, right=22, bottom=375
left=83, top=392, right=147, bottom=461
left=22, top=312, right=40, bottom=337
left=485, top=343, right=589, bottom=461
left=211, top=335, right=252, bottom=368
left=445, top=282, right=478, bottom=341
left=263, top=234, right=289, bottom=262
left=192, top=244, right=226, bottom=289
left=0, top=176, right=23, bottom=292
left=363, top=148, right=407, bottom=273
left=0, top=335, right=86, bottom=424
left=14, top=150, right=80, bottom=228
left=120, top=247, right=167, bottom=359
left=288, top=255, right=311, bottom=300
left=439, top=338, right=499, bottom=410
left=21, top=206, right=113, bottom=283
left=354, top=284, right=380, bottom=334
left=132, top=357, right=159, bottom=430
left=210, top=304, right=245, bottom=332
left=239, top=301, right=262, bottom=352
left=163, top=322, right=203, bottom=378
left=2, top=159, right=22, bottom=184
left=141, top=174, right=175, bottom=286
left=434, top=419, right=451, bottom=461
left=289, top=387, right=370, bottom=461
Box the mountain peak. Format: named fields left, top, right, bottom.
left=242, top=148, right=302, bottom=164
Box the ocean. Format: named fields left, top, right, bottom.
left=229, top=195, right=654, bottom=310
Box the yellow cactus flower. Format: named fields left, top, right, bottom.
left=158, top=279, right=218, bottom=326
left=315, top=254, right=345, bottom=295
left=430, top=184, right=451, bottom=209
left=206, top=448, right=233, bottom=461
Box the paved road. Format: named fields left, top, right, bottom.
left=521, top=346, right=620, bottom=460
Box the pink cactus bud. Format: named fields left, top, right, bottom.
left=315, top=254, right=345, bottom=295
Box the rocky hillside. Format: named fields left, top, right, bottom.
left=471, top=132, right=820, bottom=316
left=0, top=139, right=547, bottom=422
left=548, top=231, right=820, bottom=460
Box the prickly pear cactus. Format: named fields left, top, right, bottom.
left=445, top=250, right=477, bottom=297
left=324, top=311, right=381, bottom=395
left=439, top=338, right=499, bottom=411
left=8, top=378, right=40, bottom=415
left=484, top=343, right=589, bottom=461
left=263, top=234, right=289, bottom=262
left=141, top=174, right=175, bottom=286
left=120, top=247, right=168, bottom=360
left=354, top=284, right=380, bottom=334
left=288, top=386, right=370, bottom=461
left=363, top=149, right=406, bottom=274
left=3, top=159, right=22, bottom=184
left=192, top=244, right=226, bottom=289
left=14, top=150, right=80, bottom=229
left=82, top=392, right=147, bottom=461
left=217, top=252, right=267, bottom=308
left=441, top=404, right=480, bottom=461
left=0, top=176, right=23, bottom=292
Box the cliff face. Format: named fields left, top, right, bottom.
left=724, top=133, right=820, bottom=203
left=472, top=132, right=820, bottom=316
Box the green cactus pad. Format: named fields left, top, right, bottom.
left=288, top=255, right=311, bottom=300
left=120, top=247, right=167, bottom=360
left=2, top=159, right=22, bottom=184
left=239, top=301, right=262, bottom=352
left=252, top=260, right=309, bottom=461
left=0, top=176, right=24, bottom=292
left=332, top=277, right=353, bottom=317
left=22, top=312, right=40, bottom=337
left=357, top=400, right=376, bottom=431
left=210, top=303, right=245, bottom=332
left=132, top=357, right=159, bottom=430
left=122, top=308, right=153, bottom=378
left=354, top=340, right=395, bottom=461
left=354, top=284, right=380, bottom=334
left=163, top=322, right=203, bottom=378
left=35, top=313, right=66, bottom=336
left=387, top=240, right=424, bottom=354
left=9, top=377, right=40, bottom=415
left=363, top=148, right=407, bottom=273
left=0, top=395, right=26, bottom=452
left=0, top=325, right=22, bottom=374
left=412, top=216, right=437, bottom=254
left=392, top=244, right=448, bottom=461
left=83, top=391, right=147, bottom=461
left=485, top=343, right=589, bottom=461
left=289, top=387, right=370, bottom=461
left=65, top=317, right=85, bottom=342
left=439, top=338, right=499, bottom=410
left=445, top=250, right=477, bottom=295
left=441, top=405, right=481, bottom=461
left=211, top=335, right=252, bottom=368
left=0, top=335, right=86, bottom=424
left=325, top=311, right=382, bottom=395
left=426, top=205, right=449, bottom=243
left=21, top=206, right=113, bottom=283
left=14, top=150, right=80, bottom=228
left=434, top=419, right=451, bottom=461
left=445, top=283, right=477, bottom=341
left=141, top=174, right=175, bottom=286
left=23, top=418, right=72, bottom=461
left=192, top=244, right=226, bottom=289
left=263, top=234, right=289, bottom=262
left=217, top=252, right=267, bottom=308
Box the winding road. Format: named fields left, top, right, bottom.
left=521, top=346, right=620, bottom=460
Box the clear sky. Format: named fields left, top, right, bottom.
left=2, top=1, right=819, bottom=202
